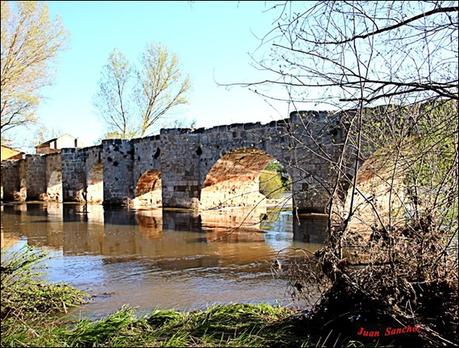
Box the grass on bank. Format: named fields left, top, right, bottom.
left=3, top=295, right=306, bottom=347
left=35, top=304, right=301, bottom=347
left=1, top=246, right=311, bottom=347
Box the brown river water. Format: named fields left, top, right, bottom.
left=0, top=202, right=326, bottom=318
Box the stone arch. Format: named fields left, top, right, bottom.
left=86, top=162, right=104, bottom=203
left=200, top=148, right=292, bottom=210
left=46, top=169, right=62, bottom=201
left=132, top=170, right=162, bottom=208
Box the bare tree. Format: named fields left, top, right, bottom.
left=94, top=49, right=135, bottom=139
left=246, top=1, right=458, bottom=345
left=1, top=1, right=67, bottom=133
left=248, top=1, right=457, bottom=107
left=95, top=43, right=190, bottom=139
left=136, top=43, right=190, bottom=137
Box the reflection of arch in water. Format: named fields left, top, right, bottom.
left=86, top=162, right=103, bottom=203
left=46, top=170, right=62, bottom=201
left=204, top=229, right=266, bottom=243
left=135, top=209, right=163, bottom=238
left=293, top=213, right=328, bottom=244
left=200, top=207, right=267, bottom=231
left=200, top=148, right=292, bottom=210
left=85, top=204, right=105, bottom=224
left=132, top=170, right=162, bottom=208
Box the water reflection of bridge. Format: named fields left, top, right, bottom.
left=1, top=203, right=326, bottom=264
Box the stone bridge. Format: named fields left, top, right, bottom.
left=1, top=111, right=348, bottom=214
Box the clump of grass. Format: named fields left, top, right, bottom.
left=62, top=306, right=143, bottom=347
left=61, top=304, right=297, bottom=347
left=1, top=246, right=87, bottom=322
left=1, top=246, right=88, bottom=347
left=187, top=304, right=290, bottom=338
left=139, top=304, right=294, bottom=347
left=2, top=303, right=307, bottom=347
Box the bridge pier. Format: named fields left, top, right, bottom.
left=102, top=139, right=135, bottom=205
left=288, top=111, right=344, bottom=214
left=45, top=153, right=62, bottom=201
left=160, top=129, right=202, bottom=209
left=61, top=148, right=86, bottom=202
left=25, top=155, right=46, bottom=200
left=83, top=146, right=104, bottom=203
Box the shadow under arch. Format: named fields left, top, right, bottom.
left=200, top=147, right=293, bottom=211
left=86, top=162, right=104, bottom=203
left=46, top=169, right=62, bottom=201
left=132, top=170, right=162, bottom=208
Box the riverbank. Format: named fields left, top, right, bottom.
left=3, top=246, right=454, bottom=347
left=0, top=247, right=308, bottom=347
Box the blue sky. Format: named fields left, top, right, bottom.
left=12, top=1, right=300, bottom=151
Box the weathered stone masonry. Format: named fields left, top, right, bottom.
left=1, top=111, right=347, bottom=213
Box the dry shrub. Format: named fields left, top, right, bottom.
left=277, top=214, right=458, bottom=347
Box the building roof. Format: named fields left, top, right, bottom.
left=1, top=144, right=20, bottom=151
left=36, top=138, right=58, bottom=147
left=1, top=145, right=24, bottom=160
left=35, top=134, right=79, bottom=147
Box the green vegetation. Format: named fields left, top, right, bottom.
left=2, top=302, right=294, bottom=347
left=1, top=247, right=87, bottom=346
left=1, top=246, right=87, bottom=321
left=47, top=304, right=300, bottom=347
left=5, top=301, right=352, bottom=347
left=259, top=161, right=291, bottom=199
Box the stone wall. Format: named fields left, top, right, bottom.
left=160, top=129, right=202, bottom=209
left=132, top=136, right=162, bottom=207
left=289, top=111, right=345, bottom=213
left=1, top=159, right=27, bottom=201
left=132, top=136, right=161, bottom=185
left=18, top=160, right=27, bottom=200
left=160, top=119, right=294, bottom=210
left=1, top=160, right=20, bottom=200
left=25, top=155, right=46, bottom=200
left=200, top=148, right=272, bottom=209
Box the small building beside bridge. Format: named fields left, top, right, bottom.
left=1, top=145, right=24, bottom=161
left=35, top=134, right=84, bottom=155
